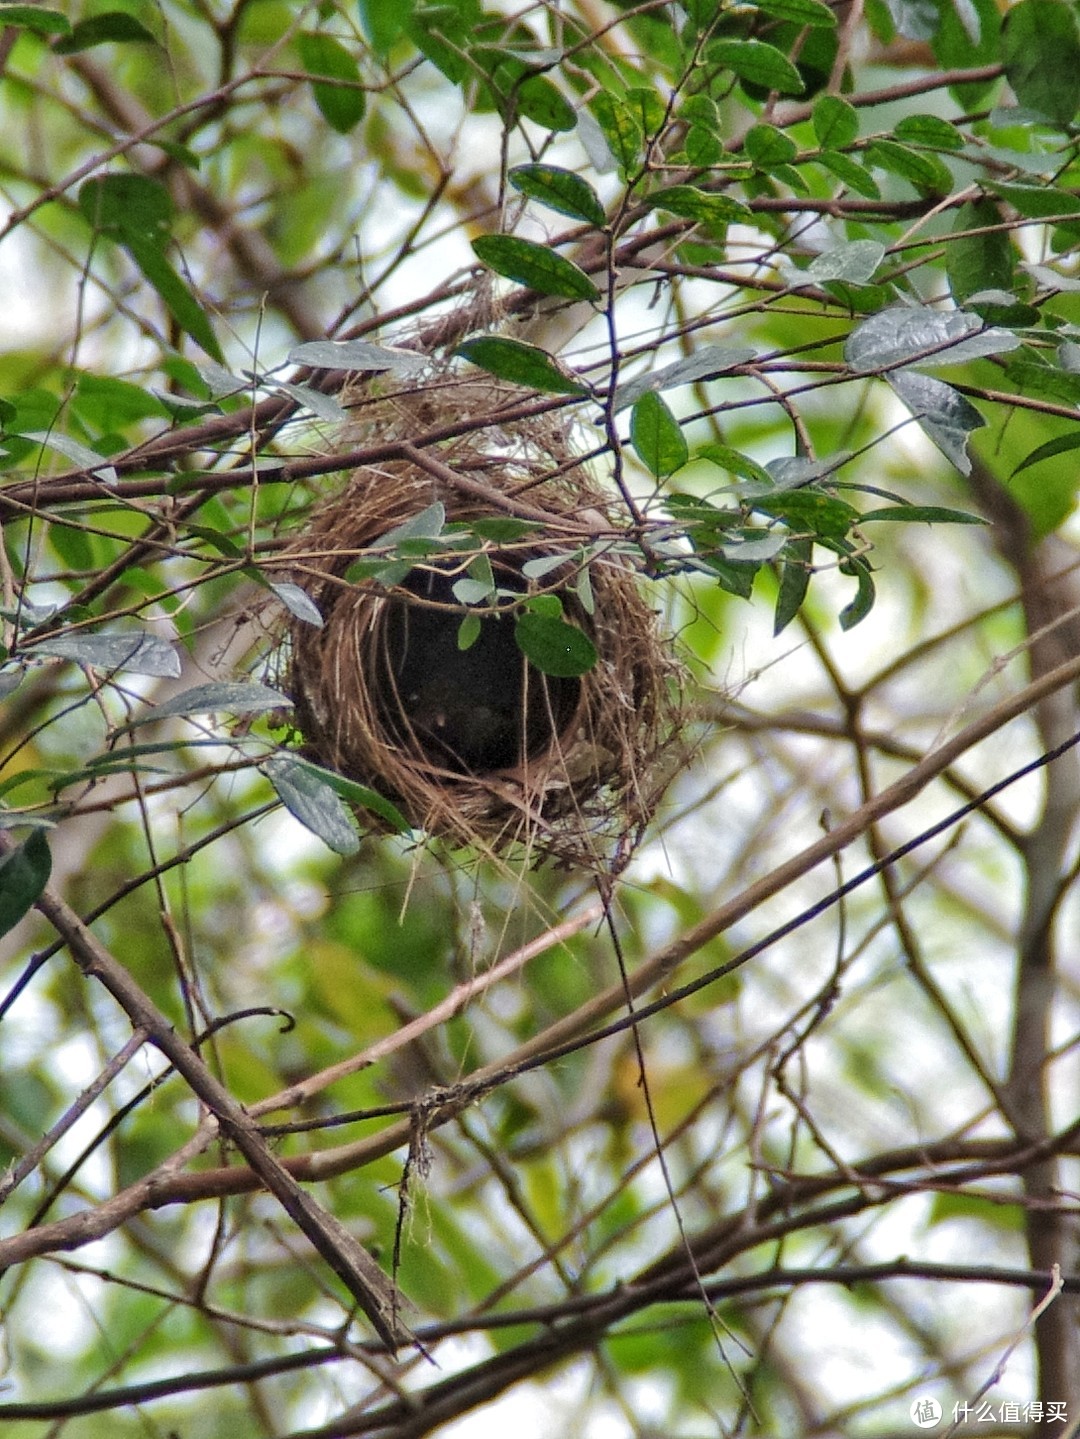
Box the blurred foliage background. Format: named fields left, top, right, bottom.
left=3, top=0, right=1080, bottom=1434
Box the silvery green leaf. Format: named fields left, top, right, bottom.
left=0, top=598, right=56, bottom=625
left=522, top=552, right=573, bottom=579
left=23, top=431, right=117, bottom=486
left=805, top=240, right=885, bottom=286
left=765, top=454, right=852, bottom=489
left=128, top=681, right=293, bottom=725
left=883, top=0, right=937, bottom=39
left=376, top=502, right=446, bottom=549
left=888, top=369, right=985, bottom=475
left=269, top=582, right=323, bottom=627
left=287, top=340, right=425, bottom=374
left=576, top=107, right=618, bottom=173
left=196, top=363, right=248, bottom=397
left=264, top=756, right=360, bottom=855
left=1027, top=264, right=1080, bottom=292
left=846, top=307, right=1020, bottom=374
left=28, top=632, right=181, bottom=678
left=720, top=533, right=788, bottom=562
left=954, top=0, right=981, bottom=42
left=613, top=345, right=756, bottom=410
left=451, top=577, right=494, bottom=604
left=274, top=382, right=346, bottom=422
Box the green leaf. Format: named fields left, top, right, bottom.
left=845, top=307, right=1020, bottom=373
left=987, top=182, right=1080, bottom=228
left=287, top=339, right=424, bottom=374
left=0, top=829, right=52, bottom=939
left=458, top=612, right=482, bottom=650
left=589, top=91, right=643, bottom=174
left=264, top=757, right=361, bottom=855
left=454, top=337, right=587, bottom=395
left=22, top=430, right=117, bottom=485
left=752, top=0, right=838, bottom=26
left=522, top=552, right=573, bottom=580
left=79, top=173, right=172, bottom=236
left=1001, top=0, right=1080, bottom=126
left=744, top=123, right=798, bottom=168
left=125, top=232, right=224, bottom=361
left=515, top=613, right=597, bottom=677
left=859, top=505, right=987, bottom=524
left=887, top=370, right=985, bottom=475
left=376, top=502, right=447, bottom=550
left=1011, top=431, right=1080, bottom=477
left=267, top=581, right=324, bottom=626
left=630, top=391, right=688, bottom=477
left=894, top=113, right=965, bottom=150
left=947, top=200, right=1014, bottom=306
left=358, top=0, right=414, bottom=52
left=472, top=234, right=599, bottom=301
left=451, top=576, right=495, bottom=604
left=126, top=682, right=293, bottom=726
left=298, top=32, right=366, bottom=134
left=863, top=139, right=952, bottom=193
left=506, top=72, right=576, bottom=131
left=838, top=556, right=876, bottom=630
left=79, top=175, right=223, bottom=361
left=932, top=0, right=1001, bottom=106
left=805, top=240, right=885, bottom=286
left=614, top=345, right=755, bottom=410
left=707, top=38, right=806, bottom=96
left=55, top=11, right=157, bottom=52
left=696, top=443, right=774, bottom=487
left=284, top=756, right=410, bottom=833
left=816, top=150, right=881, bottom=199
left=774, top=537, right=812, bottom=635
left=26, top=632, right=181, bottom=678
left=646, top=185, right=753, bottom=230
left=0, top=7, right=71, bottom=37
left=508, top=164, right=606, bottom=226
left=812, top=94, right=859, bottom=148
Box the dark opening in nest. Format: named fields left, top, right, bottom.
left=279, top=370, right=684, bottom=866
left=373, top=565, right=581, bottom=776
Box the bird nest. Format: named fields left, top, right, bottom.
left=279, top=368, right=682, bottom=866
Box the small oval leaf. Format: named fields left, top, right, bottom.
left=269, top=581, right=324, bottom=627
left=297, top=32, right=366, bottom=134
left=515, top=613, right=597, bottom=677
left=472, top=234, right=600, bottom=301
left=454, top=337, right=587, bottom=395
left=508, top=164, right=607, bottom=226
left=630, top=391, right=688, bottom=477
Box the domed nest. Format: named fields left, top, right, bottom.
left=279, top=367, right=683, bottom=866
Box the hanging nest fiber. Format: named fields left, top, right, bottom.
left=280, top=367, right=683, bottom=866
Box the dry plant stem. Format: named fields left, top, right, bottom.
left=264, top=900, right=605, bottom=1113
left=0, top=858, right=413, bottom=1353
left=0, top=1026, right=148, bottom=1206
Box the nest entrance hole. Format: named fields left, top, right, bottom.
left=373, top=566, right=580, bottom=776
